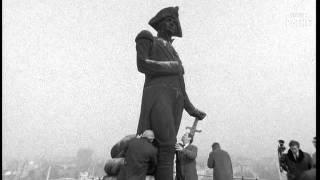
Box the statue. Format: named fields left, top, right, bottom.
left=135, top=6, right=207, bottom=180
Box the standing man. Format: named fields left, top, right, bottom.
left=311, top=137, right=316, bottom=167
left=135, top=6, right=206, bottom=180
left=121, top=130, right=158, bottom=180
left=175, top=133, right=198, bottom=180
left=280, top=140, right=313, bottom=180
left=207, top=143, right=233, bottom=180
left=297, top=137, right=316, bottom=180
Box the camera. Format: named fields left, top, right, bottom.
left=278, top=139, right=286, bottom=154
left=277, top=139, right=287, bottom=173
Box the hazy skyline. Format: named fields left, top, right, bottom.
left=3, top=0, right=315, bottom=161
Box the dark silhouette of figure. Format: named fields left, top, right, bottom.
left=122, top=130, right=158, bottom=180
left=135, top=6, right=206, bottom=180
left=207, top=143, right=233, bottom=180
left=175, top=133, right=198, bottom=180
left=280, top=140, right=313, bottom=180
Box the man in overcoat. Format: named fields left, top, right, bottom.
left=207, top=143, right=233, bottom=180
left=175, top=133, right=198, bottom=180
left=311, top=137, right=316, bottom=167
left=122, top=130, right=158, bottom=180
left=297, top=137, right=316, bottom=180
left=104, top=134, right=137, bottom=177
left=135, top=6, right=206, bottom=180
left=280, top=140, right=313, bottom=180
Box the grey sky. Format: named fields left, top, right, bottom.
left=3, top=0, right=315, bottom=160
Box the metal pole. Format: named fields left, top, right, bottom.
left=46, top=166, right=51, bottom=180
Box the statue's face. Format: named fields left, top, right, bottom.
left=159, top=16, right=178, bottom=35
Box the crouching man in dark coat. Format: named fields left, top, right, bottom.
left=104, top=134, right=137, bottom=178
left=123, top=130, right=158, bottom=180
left=175, top=133, right=198, bottom=180
left=104, top=132, right=156, bottom=179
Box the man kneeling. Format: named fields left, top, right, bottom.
left=122, top=130, right=158, bottom=180
left=104, top=130, right=157, bottom=180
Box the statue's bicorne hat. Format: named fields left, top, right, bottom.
left=148, top=6, right=182, bottom=37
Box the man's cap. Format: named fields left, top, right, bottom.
left=148, top=6, right=182, bottom=37
left=212, top=142, right=220, bottom=149
left=289, top=140, right=300, bottom=147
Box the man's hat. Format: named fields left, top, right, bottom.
left=148, top=6, right=182, bottom=37
left=212, top=142, right=220, bottom=148
left=289, top=140, right=300, bottom=147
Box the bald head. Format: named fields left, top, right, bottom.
left=142, top=130, right=155, bottom=141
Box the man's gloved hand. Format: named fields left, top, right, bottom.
left=189, top=108, right=206, bottom=120
left=175, top=143, right=184, bottom=151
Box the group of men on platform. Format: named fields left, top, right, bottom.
left=103, top=4, right=316, bottom=180
left=104, top=130, right=233, bottom=180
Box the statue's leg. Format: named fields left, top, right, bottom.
left=150, top=87, right=184, bottom=146
left=150, top=87, right=184, bottom=180
left=155, top=145, right=175, bottom=180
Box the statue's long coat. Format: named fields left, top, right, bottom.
left=135, top=30, right=196, bottom=146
